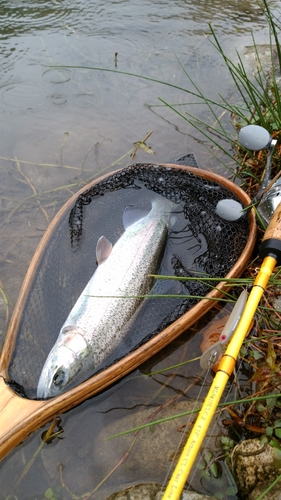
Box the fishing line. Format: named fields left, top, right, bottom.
left=162, top=287, right=252, bottom=497
left=185, top=352, right=246, bottom=491
left=161, top=291, right=248, bottom=494
left=160, top=364, right=214, bottom=496
left=186, top=355, right=246, bottom=491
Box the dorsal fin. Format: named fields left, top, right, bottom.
left=123, top=205, right=150, bottom=230
left=96, top=236, right=113, bottom=265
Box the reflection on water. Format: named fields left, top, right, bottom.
left=0, top=0, right=277, bottom=498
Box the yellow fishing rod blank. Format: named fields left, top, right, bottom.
left=162, top=202, right=281, bottom=500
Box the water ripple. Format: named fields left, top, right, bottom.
left=1, top=81, right=46, bottom=113
left=0, top=0, right=78, bottom=37
left=42, top=68, right=72, bottom=84
left=47, top=93, right=67, bottom=105
left=0, top=0, right=275, bottom=39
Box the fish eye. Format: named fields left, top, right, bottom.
left=53, top=369, right=66, bottom=387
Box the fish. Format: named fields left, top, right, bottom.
left=37, top=197, right=175, bottom=398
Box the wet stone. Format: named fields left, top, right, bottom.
left=105, top=482, right=217, bottom=500
left=247, top=482, right=281, bottom=500
left=105, top=483, right=161, bottom=500
left=230, top=438, right=281, bottom=499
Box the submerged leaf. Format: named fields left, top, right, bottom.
left=44, top=489, right=54, bottom=500
left=133, top=141, right=155, bottom=154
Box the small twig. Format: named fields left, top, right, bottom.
left=0, top=279, right=11, bottom=326
left=0, top=155, right=80, bottom=170
left=130, top=130, right=154, bottom=158
left=15, top=157, right=49, bottom=223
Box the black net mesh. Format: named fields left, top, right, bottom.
left=8, top=164, right=250, bottom=398
left=167, top=152, right=199, bottom=167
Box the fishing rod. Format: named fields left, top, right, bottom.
left=162, top=124, right=281, bottom=500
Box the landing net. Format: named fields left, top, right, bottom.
left=7, top=164, right=250, bottom=398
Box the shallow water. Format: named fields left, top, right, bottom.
left=0, top=1, right=277, bottom=498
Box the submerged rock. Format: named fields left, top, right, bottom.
left=231, top=45, right=281, bottom=128
left=243, top=45, right=278, bottom=76
left=92, top=399, right=229, bottom=497
left=94, top=400, right=220, bottom=483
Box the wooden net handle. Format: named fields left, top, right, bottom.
left=262, top=201, right=281, bottom=241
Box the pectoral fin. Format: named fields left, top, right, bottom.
left=96, top=236, right=113, bottom=265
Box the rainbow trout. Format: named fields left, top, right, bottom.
left=37, top=197, right=174, bottom=398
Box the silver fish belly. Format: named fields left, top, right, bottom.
left=37, top=198, right=174, bottom=398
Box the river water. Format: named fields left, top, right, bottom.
left=0, top=1, right=277, bottom=499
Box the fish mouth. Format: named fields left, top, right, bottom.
left=37, top=363, right=53, bottom=399
left=37, top=349, right=62, bottom=399
left=37, top=375, right=48, bottom=399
